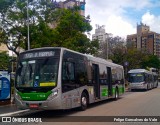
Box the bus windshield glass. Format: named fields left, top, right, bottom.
left=128, top=73, right=144, bottom=83
left=16, top=58, right=59, bottom=88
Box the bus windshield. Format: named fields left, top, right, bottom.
left=16, top=58, right=59, bottom=88
left=128, top=73, right=144, bottom=83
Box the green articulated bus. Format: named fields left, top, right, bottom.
left=14, top=47, right=125, bottom=110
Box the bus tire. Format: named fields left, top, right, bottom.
left=80, top=92, right=88, bottom=111
left=114, top=88, right=119, bottom=100
left=146, top=85, right=149, bottom=91
left=156, top=83, right=158, bottom=88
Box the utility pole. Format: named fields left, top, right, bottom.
left=105, top=33, right=109, bottom=60
left=27, top=0, right=30, bottom=50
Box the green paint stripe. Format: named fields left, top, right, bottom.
left=112, top=88, right=115, bottom=94
left=118, top=86, right=125, bottom=94
left=112, top=86, right=125, bottom=94
left=18, top=91, right=52, bottom=101
left=101, top=88, right=108, bottom=96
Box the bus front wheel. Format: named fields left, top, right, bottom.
left=114, top=88, right=119, bottom=100
left=80, top=92, right=88, bottom=111
left=146, top=85, right=149, bottom=91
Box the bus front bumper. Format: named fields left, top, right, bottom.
left=130, top=83, right=147, bottom=90
left=15, top=97, right=62, bottom=110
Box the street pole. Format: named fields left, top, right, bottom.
left=12, top=51, right=13, bottom=73
left=27, top=0, right=30, bottom=50
left=107, top=34, right=108, bottom=60
left=105, top=33, right=109, bottom=60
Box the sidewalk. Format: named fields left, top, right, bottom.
left=0, top=95, right=14, bottom=104
left=0, top=103, right=18, bottom=115
left=0, top=95, right=18, bottom=115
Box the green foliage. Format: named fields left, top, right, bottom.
left=0, top=28, right=7, bottom=44
left=111, top=45, right=160, bottom=71
left=110, top=46, right=126, bottom=65
left=141, top=55, right=160, bottom=69
left=0, top=0, right=59, bottom=55
left=0, top=51, right=10, bottom=70
left=50, top=8, right=98, bottom=54
left=87, top=39, right=99, bottom=55
left=0, top=1, right=98, bottom=56
left=125, top=49, right=146, bottom=69
left=0, top=0, right=14, bottom=12
left=109, top=36, right=160, bottom=70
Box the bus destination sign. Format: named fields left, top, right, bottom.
left=23, top=51, right=55, bottom=59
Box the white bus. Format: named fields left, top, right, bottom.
left=150, top=68, right=159, bottom=88
left=14, top=47, right=125, bottom=110
left=128, top=69, right=158, bottom=91
left=152, top=72, right=159, bottom=88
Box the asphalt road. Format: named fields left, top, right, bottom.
left=0, top=85, right=160, bottom=125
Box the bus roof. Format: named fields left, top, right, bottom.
left=128, top=69, right=149, bottom=73
left=20, top=47, right=63, bottom=54
left=20, top=47, right=123, bottom=69
left=85, top=54, right=123, bottom=69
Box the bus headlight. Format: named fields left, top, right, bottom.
left=47, top=89, right=58, bottom=100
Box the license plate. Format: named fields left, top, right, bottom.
left=29, top=104, right=39, bottom=108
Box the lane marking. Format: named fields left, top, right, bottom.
left=0, top=109, right=30, bottom=116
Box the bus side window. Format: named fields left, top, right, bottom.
left=144, top=74, right=147, bottom=82
left=62, top=61, right=75, bottom=81
left=67, top=62, right=75, bottom=81
left=62, top=61, right=76, bottom=92
left=76, top=60, right=87, bottom=85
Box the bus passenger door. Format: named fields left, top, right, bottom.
left=92, top=64, right=100, bottom=99
left=107, top=67, right=112, bottom=96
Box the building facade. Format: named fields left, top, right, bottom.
left=92, top=25, right=112, bottom=59
left=92, top=25, right=106, bottom=42
left=51, top=0, right=86, bottom=16
left=49, top=0, right=86, bottom=29
left=127, top=23, right=160, bottom=58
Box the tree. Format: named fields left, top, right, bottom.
left=0, top=1, right=98, bottom=56
left=110, top=45, right=126, bottom=65
left=0, top=51, right=10, bottom=70
left=51, top=8, right=98, bottom=54
left=0, top=0, right=59, bottom=56
left=141, top=55, right=160, bottom=69
left=0, top=0, right=14, bottom=12
left=125, top=48, right=147, bottom=70
left=110, top=42, right=160, bottom=71
left=97, top=35, right=125, bottom=60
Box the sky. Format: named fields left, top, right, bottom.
left=85, top=0, right=160, bottom=38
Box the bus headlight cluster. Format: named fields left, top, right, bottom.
left=47, top=89, right=58, bottom=100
